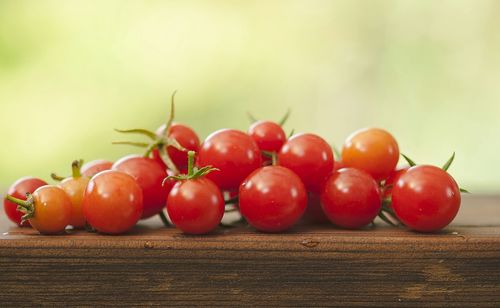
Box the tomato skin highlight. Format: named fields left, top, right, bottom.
left=82, top=170, right=143, bottom=234
left=392, top=165, right=461, bottom=232
left=155, top=123, right=200, bottom=170
left=248, top=120, right=287, bottom=152
left=59, top=176, right=90, bottom=228
left=113, top=155, right=171, bottom=219
left=342, top=128, right=399, bottom=181
left=197, top=129, right=262, bottom=191
left=278, top=133, right=334, bottom=193
left=239, top=166, right=307, bottom=232
left=4, top=177, right=47, bottom=227
left=28, top=185, right=72, bottom=234
left=320, top=168, right=381, bottom=229
left=167, top=178, right=224, bottom=235
left=81, top=160, right=113, bottom=178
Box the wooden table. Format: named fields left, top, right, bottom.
left=0, top=195, right=499, bottom=307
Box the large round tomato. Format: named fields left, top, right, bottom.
left=113, top=155, right=172, bottom=219
left=278, top=133, right=334, bottom=193
left=392, top=165, right=460, bottom=232
left=82, top=170, right=143, bottom=234
left=197, top=129, right=262, bottom=190
left=342, top=128, right=399, bottom=181
left=167, top=178, right=224, bottom=234
left=320, top=168, right=381, bottom=229
left=3, top=177, right=47, bottom=227
left=239, top=166, right=307, bottom=232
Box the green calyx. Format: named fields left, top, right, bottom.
left=401, top=153, right=417, bottom=167
left=261, top=150, right=278, bottom=166
left=162, top=151, right=218, bottom=185
left=112, top=91, right=186, bottom=174
left=5, top=194, right=35, bottom=222
left=247, top=109, right=292, bottom=127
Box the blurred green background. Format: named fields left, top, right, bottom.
left=0, top=0, right=498, bottom=192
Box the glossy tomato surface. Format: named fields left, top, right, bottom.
left=392, top=165, right=460, bottom=232
left=29, top=185, right=72, bottom=234
left=248, top=120, right=286, bottom=152
left=342, top=128, right=399, bottom=181
left=156, top=123, right=200, bottom=170
left=320, top=168, right=381, bottom=229
left=167, top=178, right=224, bottom=234
left=113, top=155, right=171, bottom=219
left=4, top=177, right=47, bottom=227
left=81, top=159, right=113, bottom=178
left=278, top=133, right=334, bottom=193
left=82, top=170, right=143, bottom=234
left=239, top=166, right=307, bottom=232
left=197, top=129, right=262, bottom=190
left=59, top=176, right=90, bottom=228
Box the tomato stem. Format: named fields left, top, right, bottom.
left=271, top=152, right=277, bottom=166
left=158, top=210, right=170, bottom=227
left=164, top=91, right=177, bottom=137
left=51, top=173, right=66, bottom=181
left=71, top=159, right=83, bottom=178
left=187, top=151, right=195, bottom=176
left=5, top=195, right=29, bottom=208
left=278, top=108, right=291, bottom=127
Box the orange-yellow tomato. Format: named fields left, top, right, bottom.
left=60, top=176, right=90, bottom=228
left=341, top=128, right=399, bottom=181
left=29, top=185, right=72, bottom=234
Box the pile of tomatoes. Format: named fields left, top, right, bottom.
left=3, top=95, right=465, bottom=235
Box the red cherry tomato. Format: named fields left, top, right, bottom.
left=197, top=129, right=262, bottom=190
left=239, top=166, right=307, bottom=232
left=3, top=177, right=47, bottom=227
left=320, top=168, right=381, bottom=229
left=248, top=120, right=286, bottom=152
left=302, top=192, right=330, bottom=224
left=383, top=166, right=409, bottom=198
left=342, top=128, right=399, bottom=181
left=81, top=159, right=113, bottom=178
left=82, top=170, right=143, bottom=234
left=278, top=133, right=334, bottom=193
left=167, top=178, right=224, bottom=234
left=392, top=165, right=460, bottom=232
left=155, top=123, right=200, bottom=170
left=113, top=155, right=172, bottom=219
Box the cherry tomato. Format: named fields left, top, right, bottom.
left=3, top=177, right=47, bottom=227
left=342, top=128, right=399, bottom=181
left=167, top=178, right=224, bottom=234
left=197, top=129, right=262, bottom=190
left=113, top=155, right=172, bottom=219
left=58, top=160, right=90, bottom=228
left=82, top=170, right=143, bottom=234
left=278, top=133, right=334, bottom=193
left=302, top=192, right=330, bottom=224
left=6, top=185, right=72, bottom=234
left=320, top=168, right=381, bottom=229
left=248, top=120, right=286, bottom=152
left=239, top=166, right=307, bottom=232
left=155, top=123, right=200, bottom=170
left=383, top=166, right=409, bottom=198
left=392, top=165, right=460, bottom=232
left=81, top=159, right=113, bottom=178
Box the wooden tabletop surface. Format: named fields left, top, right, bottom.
left=0, top=194, right=499, bottom=306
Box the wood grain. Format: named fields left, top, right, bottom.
left=0, top=194, right=499, bottom=306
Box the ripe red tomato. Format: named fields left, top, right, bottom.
left=248, top=120, right=286, bottom=152
left=383, top=166, right=409, bottom=198
left=278, top=133, right=334, bottom=193
left=3, top=177, right=47, bottom=227
left=155, top=123, right=200, bottom=170
left=320, top=168, right=381, bottom=229
left=113, top=155, right=172, bottom=219
left=342, top=128, right=399, bottom=181
left=167, top=178, right=224, bottom=234
left=392, top=165, right=460, bottom=232
left=6, top=185, right=72, bottom=234
left=82, top=170, right=143, bottom=234
left=81, top=159, right=113, bottom=178
left=239, top=166, right=307, bottom=232
left=197, top=129, right=262, bottom=190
